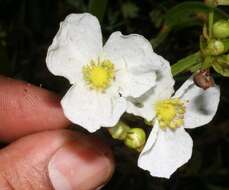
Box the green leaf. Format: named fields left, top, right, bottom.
left=151, top=2, right=228, bottom=48
left=89, top=0, right=108, bottom=22
left=171, top=52, right=201, bottom=76
left=164, top=1, right=227, bottom=30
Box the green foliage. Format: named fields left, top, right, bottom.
left=172, top=52, right=201, bottom=76
left=164, top=2, right=227, bottom=30
left=151, top=1, right=228, bottom=48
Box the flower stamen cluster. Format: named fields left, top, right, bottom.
left=83, top=59, right=115, bottom=92
left=155, top=98, right=185, bottom=129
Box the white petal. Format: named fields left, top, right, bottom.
left=46, top=13, right=103, bottom=84
left=138, top=126, right=193, bottom=179
left=104, top=31, right=162, bottom=98
left=141, top=120, right=160, bottom=153
left=61, top=84, right=127, bottom=132
left=174, top=77, right=195, bottom=98
left=127, top=59, right=174, bottom=121
left=175, top=78, right=220, bottom=129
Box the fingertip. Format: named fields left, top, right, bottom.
left=0, top=76, right=70, bottom=142
left=48, top=135, right=115, bottom=190
left=0, top=129, right=114, bottom=190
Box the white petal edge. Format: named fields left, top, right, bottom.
left=138, top=126, right=193, bottom=179
left=46, top=13, right=103, bottom=84
left=104, top=31, right=162, bottom=98
left=174, top=78, right=220, bottom=129
left=141, top=120, right=160, bottom=153
left=126, top=58, right=174, bottom=121
left=61, top=84, right=127, bottom=132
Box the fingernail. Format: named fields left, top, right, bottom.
left=48, top=140, right=113, bottom=190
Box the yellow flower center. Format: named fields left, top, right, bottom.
left=83, top=59, right=115, bottom=92
left=155, top=98, right=186, bottom=129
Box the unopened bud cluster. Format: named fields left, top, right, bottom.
left=204, top=19, right=229, bottom=56
left=108, top=122, right=146, bottom=151
left=202, top=19, right=229, bottom=76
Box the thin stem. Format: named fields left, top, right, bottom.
left=150, top=25, right=171, bottom=48
left=208, top=8, right=214, bottom=39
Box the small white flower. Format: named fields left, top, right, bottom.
left=128, top=76, right=220, bottom=178
left=46, top=13, right=164, bottom=132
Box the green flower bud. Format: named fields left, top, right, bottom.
left=206, top=39, right=225, bottom=55
left=108, top=122, right=130, bottom=140
left=213, top=20, right=229, bottom=39
left=213, top=54, right=229, bottom=77
left=124, top=128, right=146, bottom=151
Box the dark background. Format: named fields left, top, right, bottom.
left=0, top=0, right=229, bottom=189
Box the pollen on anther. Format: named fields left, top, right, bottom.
left=83, top=59, right=115, bottom=92
left=155, top=98, right=186, bottom=130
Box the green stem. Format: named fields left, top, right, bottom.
left=171, top=52, right=201, bottom=76
left=150, top=26, right=171, bottom=48
left=208, top=8, right=214, bottom=39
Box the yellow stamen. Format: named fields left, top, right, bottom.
left=83, top=59, right=115, bottom=92
left=155, top=98, right=186, bottom=130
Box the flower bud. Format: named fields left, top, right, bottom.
left=124, top=128, right=146, bottom=151
left=213, top=20, right=229, bottom=39
left=108, top=121, right=130, bottom=140
left=212, top=54, right=229, bottom=77
left=206, top=39, right=225, bottom=55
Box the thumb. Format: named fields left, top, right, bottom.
left=0, top=130, right=114, bottom=190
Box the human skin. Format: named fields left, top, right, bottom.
left=0, top=75, right=114, bottom=190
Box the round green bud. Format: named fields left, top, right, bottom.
left=213, top=20, right=229, bottom=39
left=207, top=39, right=225, bottom=56
left=108, top=122, right=130, bottom=140
left=124, top=128, right=146, bottom=151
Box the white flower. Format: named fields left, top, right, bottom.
left=127, top=76, right=220, bottom=178
left=46, top=13, right=165, bottom=132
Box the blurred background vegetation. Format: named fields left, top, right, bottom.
left=0, top=0, right=229, bottom=189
